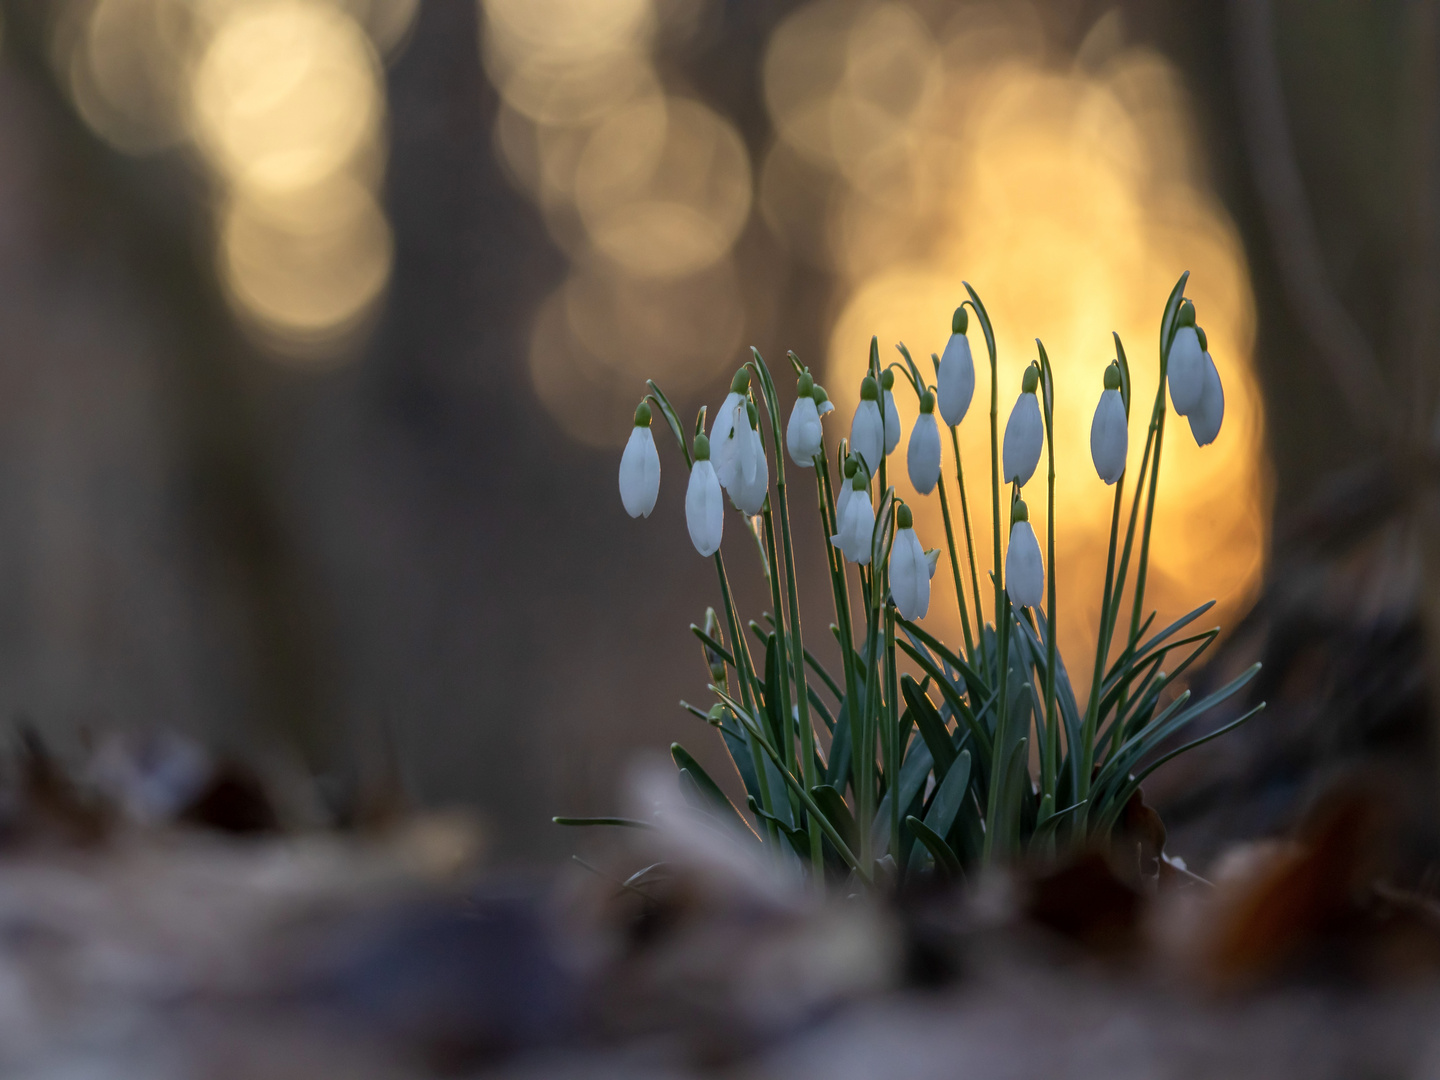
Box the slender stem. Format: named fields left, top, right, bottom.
left=884, top=601, right=900, bottom=861
left=983, top=594, right=1013, bottom=863
left=935, top=471, right=976, bottom=659
left=1127, top=402, right=1167, bottom=654
left=713, top=552, right=779, bottom=839
left=1078, top=478, right=1125, bottom=823
left=1036, top=347, right=1058, bottom=805
left=949, top=426, right=987, bottom=668
left=818, top=449, right=863, bottom=805
left=775, top=477, right=823, bottom=875
left=761, top=506, right=796, bottom=779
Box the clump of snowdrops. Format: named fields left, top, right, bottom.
left=569, top=273, right=1262, bottom=886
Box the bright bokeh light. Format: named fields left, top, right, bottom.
left=763, top=1, right=1268, bottom=677
left=55, top=0, right=419, bottom=361
left=479, top=0, right=755, bottom=443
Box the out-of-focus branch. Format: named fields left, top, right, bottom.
left=1228, top=0, right=1392, bottom=437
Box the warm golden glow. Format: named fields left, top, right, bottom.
left=763, top=3, right=1268, bottom=678
left=56, top=0, right=409, bottom=361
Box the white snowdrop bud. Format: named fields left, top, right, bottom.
left=937, top=306, right=975, bottom=426
left=881, top=369, right=902, bottom=455
left=1187, top=351, right=1224, bottom=447
left=889, top=504, right=930, bottom=620
left=907, top=391, right=942, bottom=495
left=686, top=435, right=724, bottom=556
left=787, top=371, right=824, bottom=466
left=1089, top=365, right=1127, bottom=485
left=814, top=385, right=834, bottom=415
left=1002, top=366, right=1044, bottom=486
left=619, top=401, right=661, bottom=518
left=1167, top=302, right=1205, bottom=415
left=850, top=376, right=885, bottom=474
left=1005, top=500, right=1044, bottom=609
left=831, top=471, right=875, bottom=565
left=709, top=368, right=751, bottom=481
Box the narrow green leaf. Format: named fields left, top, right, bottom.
left=810, top=783, right=860, bottom=853
left=906, top=815, right=963, bottom=877
left=553, top=816, right=655, bottom=829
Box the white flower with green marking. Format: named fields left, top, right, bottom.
left=685, top=434, right=724, bottom=556
left=619, top=401, right=660, bottom=518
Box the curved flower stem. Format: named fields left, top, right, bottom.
left=884, top=601, right=901, bottom=860
left=761, top=506, right=796, bottom=779
left=947, top=427, right=987, bottom=666
left=1078, top=478, right=1125, bottom=826
left=1034, top=341, right=1059, bottom=807
left=935, top=467, right=976, bottom=661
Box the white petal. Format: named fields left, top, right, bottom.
left=709, top=392, right=745, bottom=477
left=889, top=527, right=930, bottom=619
left=937, top=333, right=975, bottom=426
left=817, top=400, right=834, bottom=415
left=836, top=488, right=874, bottom=564
left=686, top=461, right=725, bottom=556
left=924, top=548, right=940, bottom=579
left=882, top=390, right=902, bottom=455
left=1187, top=353, right=1224, bottom=446
left=1005, top=520, right=1044, bottom=609
left=907, top=412, right=942, bottom=494
left=732, top=425, right=769, bottom=515
left=850, top=400, right=884, bottom=475
left=787, top=397, right=823, bottom=466
left=1167, top=327, right=1204, bottom=415
left=1089, top=389, right=1128, bottom=485
left=1001, top=393, right=1043, bottom=486
left=619, top=425, right=660, bottom=518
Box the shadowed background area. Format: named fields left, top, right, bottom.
left=0, top=0, right=1427, bottom=865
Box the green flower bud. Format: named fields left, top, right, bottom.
left=746, top=400, right=758, bottom=427
left=860, top=375, right=879, bottom=401
left=1177, top=299, right=1196, bottom=328
left=634, top=400, right=653, bottom=426
left=1022, top=365, right=1039, bottom=394
left=897, top=503, right=914, bottom=529
left=797, top=371, right=814, bottom=397
left=694, top=433, right=711, bottom=461
left=1195, top=325, right=1208, bottom=352
left=730, top=368, right=751, bottom=394
left=844, top=456, right=859, bottom=478
left=1011, top=498, right=1029, bottom=523
left=702, top=608, right=727, bottom=683
left=881, top=369, right=894, bottom=391
left=919, top=389, right=935, bottom=413
left=952, top=305, right=968, bottom=335
left=1103, top=364, right=1121, bottom=391
left=852, top=471, right=868, bottom=491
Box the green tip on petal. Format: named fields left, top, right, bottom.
left=852, top=472, right=868, bottom=491
left=1011, top=498, right=1029, bottom=523
left=952, top=305, right=968, bottom=335
left=1195, top=325, right=1208, bottom=352
left=813, top=384, right=829, bottom=404
left=730, top=368, right=751, bottom=394
left=843, top=456, right=859, bottom=478
left=881, top=369, right=894, bottom=391
left=1022, top=365, right=1039, bottom=394
left=861, top=375, right=879, bottom=401
left=694, top=433, right=711, bottom=461
left=897, top=504, right=913, bottom=529
left=746, top=400, right=758, bottom=427
left=1103, top=364, right=1121, bottom=391
left=634, top=401, right=653, bottom=426
left=919, top=389, right=935, bottom=413
left=1177, top=299, right=1196, bottom=327
left=797, top=371, right=814, bottom=397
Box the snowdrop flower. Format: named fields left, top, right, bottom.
left=1005, top=499, right=1044, bottom=609
left=1188, top=350, right=1225, bottom=446
left=619, top=400, right=661, bottom=518
left=1089, top=363, right=1128, bottom=485
left=787, top=371, right=825, bottom=466
left=709, top=367, right=751, bottom=481
left=889, top=504, right=930, bottom=620
left=881, top=370, right=902, bottom=455
left=1002, top=365, right=1044, bottom=487
left=686, top=434, right=724, bottom=557
left=937, top=306, right=975, bottom=426
left=814, top=385, right=834, bottom=415
left=907, top=390, right=942, bottom=495
left=1167, top=301, right=1205, bottom=416
left=850, top=376, right=885, bottom=474
left=831, top=471, right=875, bottom=565
left=834, top=456, right=859, bottom=529
left=718, top=400, right=769, bottom=515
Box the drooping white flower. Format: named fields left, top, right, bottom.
left=717, top=400, right=768, bottom=515
left=937, top=306, right=975, bottom=426
left=881, top=370, right=902, bottom=455
left=850, top=376, right=885, bottom=474
left=709, top=368, right=751, bottom=482
left=619, top=401, right=661, bottom=517
left=1188, top=351, right=1225, bottom=447
left=834, top=458, right=858, bottom=527
left=1167, top=304, right=1205, bottom=415
left=831, top=472, right=875, bottom=565
left=786, top=372, right=824, bottom=466
left=889, top=504, right=930, bottom=620
left=1005, top=500, right=1043, bottom=609
left=814, top=386, right=835, bottom=415
left=1089, top=365, right=1128, bottom=485
left=907, top=391, right=942, bottom=494
left=686, top=435, right=724, bottom=556
left=1002, top=366, right=1044, bottom=486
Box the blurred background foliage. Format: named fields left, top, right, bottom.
left=0, top=0, right=1422, bottom=862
